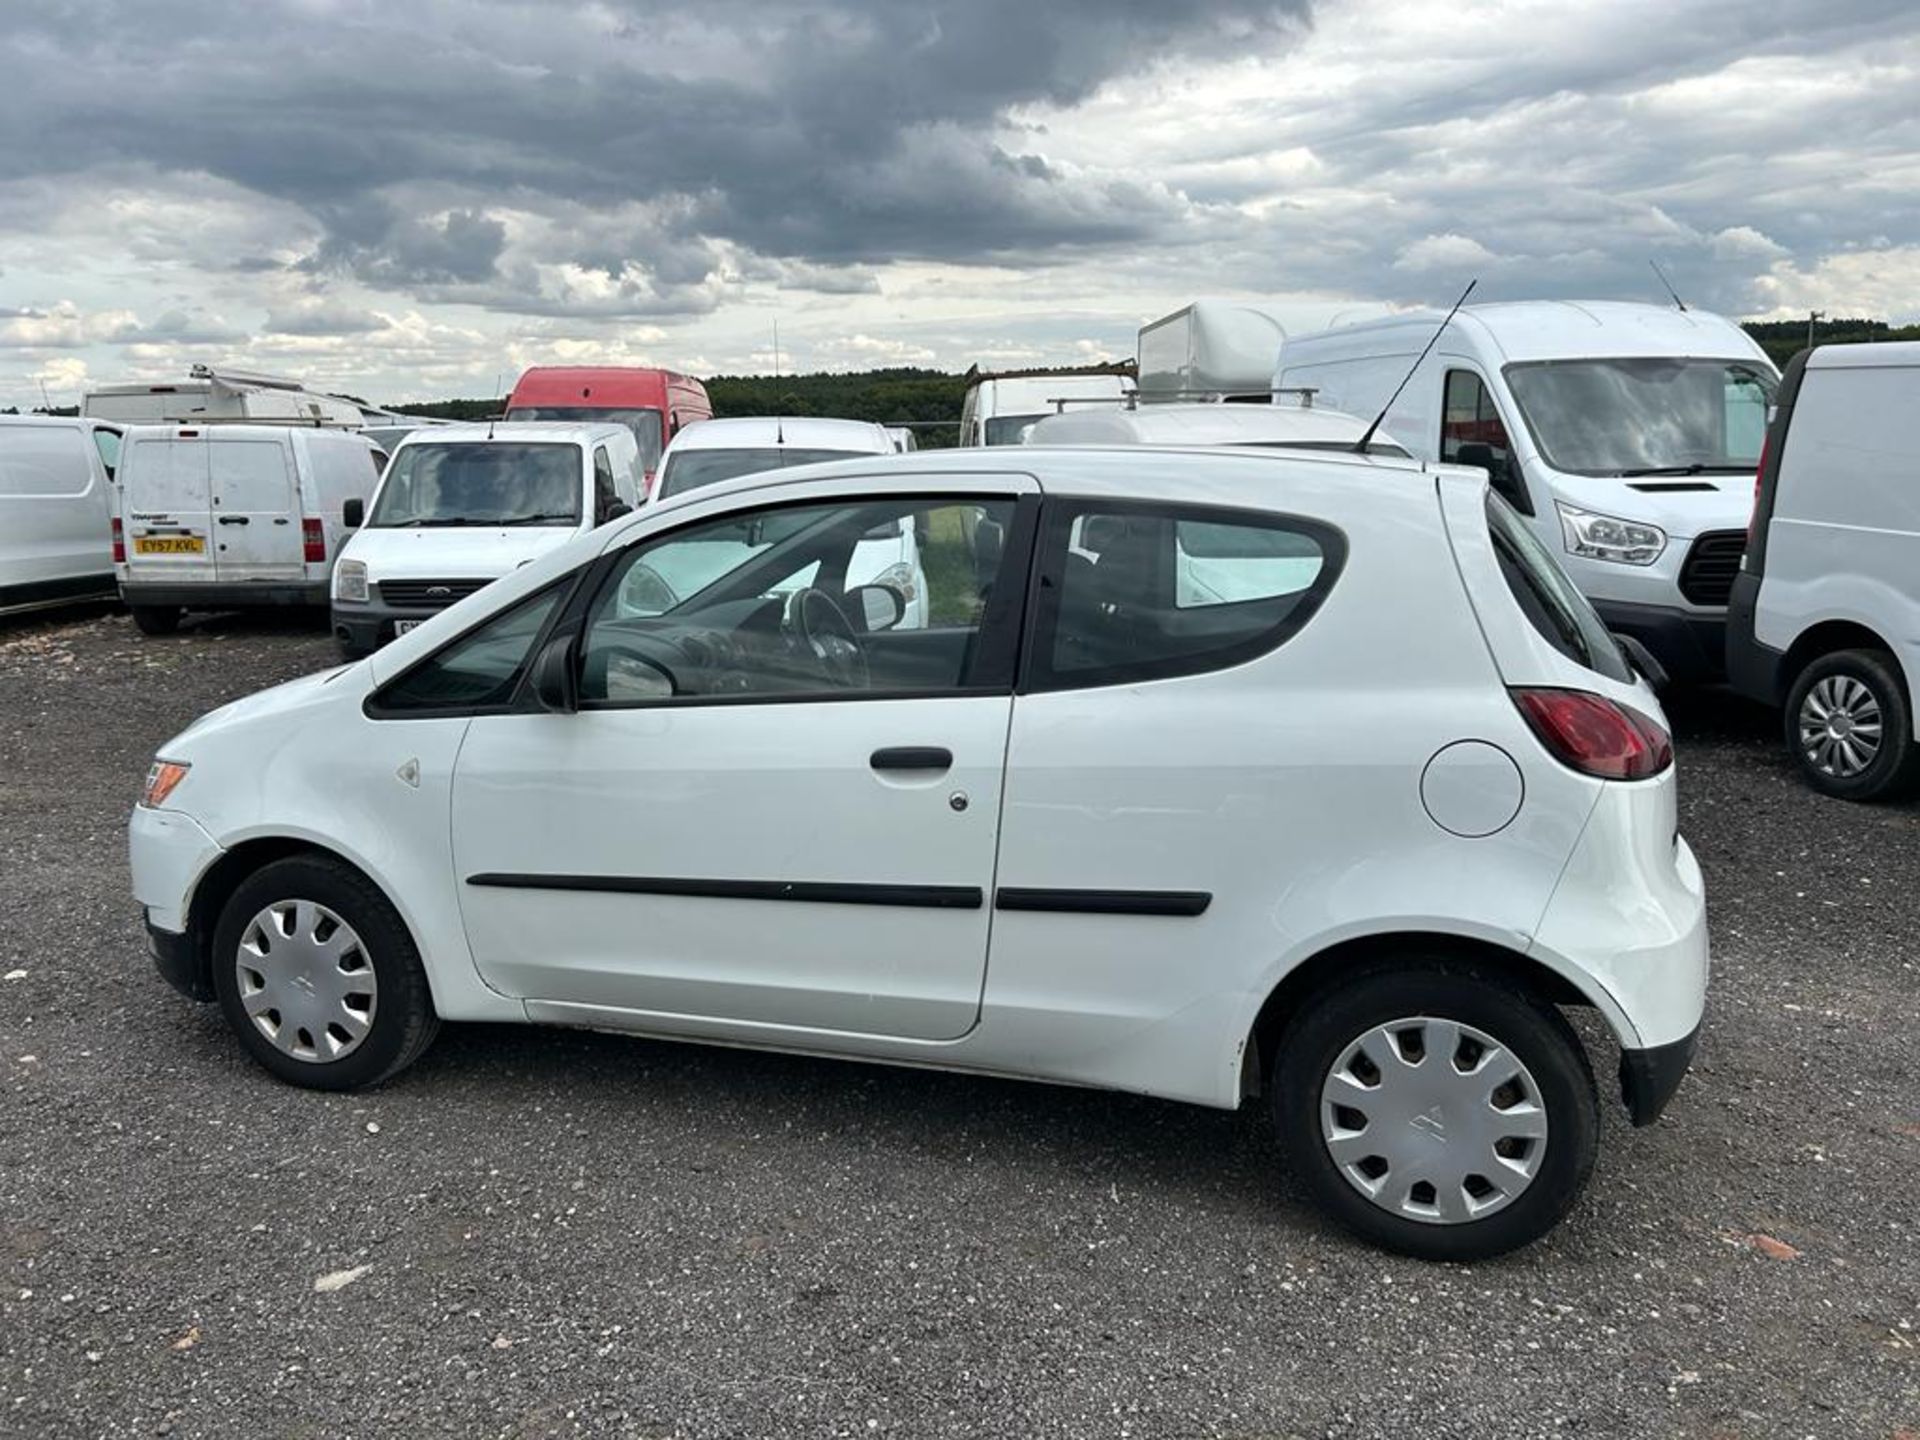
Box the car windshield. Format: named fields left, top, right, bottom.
left=368, top=442, right=582, bottom=528
left=658, top=447, right=863, bottom=499
left=984, top=414, right=1047, bottom=446
left=506, top=406, right=664, bottom=472
left=1505, top=359, right=1777, bottom=477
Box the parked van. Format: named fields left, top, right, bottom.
left=504, top=367, right=712, bottom=491
left=0, top=415, right=121, bottom=614
left=84, top=364, right=364, bottom=428
left=1025, top=398, right=1409, bottom=456
left=113, top=425, right=385, bottom=634
left=330, top=423, right=641, bottom=656
left=958, top=367, right=1134, bottom=447
left=653, top=416, right=926, bottom=624
left=1727, top=342, right=1920, bottom=801
left=1276, top=302, right=1777, bottom=682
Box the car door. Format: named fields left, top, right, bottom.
left=449, top=478, right=1038, bottom=1043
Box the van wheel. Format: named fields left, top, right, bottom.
left=211, top=855, right=439, bottom=1090
left=1272, top=962, right=1598, bottom=1261
left=1785, top=649, right=1920, bottom=802
left=130, top=605, right=182, bottom=636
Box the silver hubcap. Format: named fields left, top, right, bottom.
left=1321, top=1016, right=1548, bottom=1225
left=235, top=900, right=377, bottom=1063
left=1799, top=675, right=1883, bottom=778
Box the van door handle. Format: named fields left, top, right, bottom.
left=217, top=515, right=250, bottom=526
left=870, top=747, right=952, bottom=772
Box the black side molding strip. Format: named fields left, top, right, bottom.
left=995, top=888, right=1212, bottom=917
left=465, top=873, right=983, bottom=910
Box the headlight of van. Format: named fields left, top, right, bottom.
left=333, top=559, right=369, bottom=603
left=1555, top=503, right=1666, bottom=566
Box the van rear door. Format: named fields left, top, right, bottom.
left=209, top=434, right=303, bottom=583
left=123, top=434, right=214, bottom=583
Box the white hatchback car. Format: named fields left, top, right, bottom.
left=131, top=447, right=1707, bottom=1259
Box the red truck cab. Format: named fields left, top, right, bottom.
left=504, top=366, right=712, bottom=491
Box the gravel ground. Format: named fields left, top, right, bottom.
left=0, top=605, right=1915, bottom=1440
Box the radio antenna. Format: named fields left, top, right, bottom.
left=1650, top=259, right=1687, bottom=311
left=1353, top=278, right=1475, bottom=454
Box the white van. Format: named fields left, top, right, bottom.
left=654, top=416, right=927, bottom=625
left=0, top=416, right=121, bottom=615
left=1025, top=398, right=1410, bottom=457
left=1727, top=342, right=1920, bottom=801
left=331, top=423, right=641, bottom=656
left=958, top=369, right=1134, bottom=447
left=113, top=425, right=386, bottom=635
left=84, top=364, right=364, bottom=429
left=1276, top=302, right=1778, bottom=682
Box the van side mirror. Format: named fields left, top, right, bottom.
left=342, top=497, right=364, bottom=529
left=1455, top=443, right=1533, bottom=516
left=530, top=633, right=578, bottom=713
left=604, top=498, right=633, bottom=523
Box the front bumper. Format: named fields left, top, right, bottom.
left=331, top=598, right=445, bottom=654
left=1592, top=598, right=1727, bottom=685
left=1619, top=1023, right=1700, bottom=1126
left=147, top=916, right=212, bottom=1002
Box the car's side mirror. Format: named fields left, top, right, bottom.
left=343, top=497, right=365, bottom=529
left=530, top=633, right=578, bottom=713
left=1613, top=633, right=1670, bottom=692
left=604, top=498, right=633, bottom=523
left=847, top=582, right=906, bottom=633
left=1455, top=442, right=1533, bottom=516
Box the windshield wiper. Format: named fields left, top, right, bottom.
left=1618, top=463, right=1750, bottom=477
left=496, top=513, right=579, bottom=526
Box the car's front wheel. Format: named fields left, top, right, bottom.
left=211, top=855, right=439, bottom=1090
left=1273, top=962, right=1599, bottom=1260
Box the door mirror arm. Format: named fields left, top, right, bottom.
left=530, top=632, right=579, bottom=713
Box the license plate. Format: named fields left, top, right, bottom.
left=133, top=535, right=204, bottom=555
left=393, top=619, right=423, bottom=635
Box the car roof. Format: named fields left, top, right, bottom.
left=1027, top=402, right=1377, bottom=447
left=393, top=422, right=621, bottom=447
left=664, top=416, right=895, bottom=453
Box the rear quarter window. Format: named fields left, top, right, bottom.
left=1485, top=493, right=1632, bottom=683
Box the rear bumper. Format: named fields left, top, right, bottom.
left=1723, top=570, right=1788, bottom=706
left=1592, top=598, right=1727, bottom=685
left=120, top=581, right=327, bottom=609
left=1619, top=1023, right=1700, bottom=1126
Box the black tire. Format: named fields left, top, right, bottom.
left=1783, top=648, right=1920, bottom=803
left=130, top=605, right=182, bottom=636
left=1272, top=959, right=1599, bottom=1261
left=211, top=855, right=439, bottom=1090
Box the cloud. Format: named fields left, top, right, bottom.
left=1393, top=234, right=1500, bottom=273
left=264, top=301, right=394, bottom=337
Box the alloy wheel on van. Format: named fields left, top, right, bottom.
left=1796, top=674, right=1883, bottom=779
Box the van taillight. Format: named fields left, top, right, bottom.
left=111, top=517, right=125, bottom=565
left=1747, top=432, right=1770, bottom=550
left=302, top=517, right=326, bottom=563
left=1511, top=688, right=1672, bottom=781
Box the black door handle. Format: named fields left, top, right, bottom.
left=871, top=747, right=952, bottom=772
left=218, top=515, right=250, bottom=526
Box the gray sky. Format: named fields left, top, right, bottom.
left=3, top=0, right=1916, bottom=408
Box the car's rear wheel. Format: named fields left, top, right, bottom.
left=1273, top=962, right=1598, bottom=1260
left=211, top=855, right=439, bottom=1090
left=130, top=605, right=181, bottom=636
left=1784, top=649, right=1919, bottom=802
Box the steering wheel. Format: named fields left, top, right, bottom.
left=782, top=587, right=869, bottom=689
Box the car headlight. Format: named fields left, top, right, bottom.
left=1556, top=503, right=1666, bottom=566
left=874, top=561, right=917, bottom=601
left=334, top=559, right=369, bottom=602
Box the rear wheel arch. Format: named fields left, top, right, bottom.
left=1785, top=620, right=1904, bottom=690
left=1239, top=932, right=1600, bottom=1101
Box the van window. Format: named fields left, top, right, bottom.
left=1035, top=502, right=1344, bottom=689
left=1485, top=493, right=1631, bottom=682
left=985, top=415, right=1046, bottom=446
left=658, top=448, right=863, bottom=500
left=92, top=428, right=121, bottom=479
left=0, top=426, right=91, bottom=496
left=592, top=446, right=617, bottom=523
left=1505, top=359, right=1777, bottom=476
left=506, top=407, right=664, bottom=473
left=370, top=443, right=582, bottom=528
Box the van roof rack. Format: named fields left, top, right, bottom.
left=962, top=359, right=1138, bottom=390
left=1127, top=386, right=1320, bottom=409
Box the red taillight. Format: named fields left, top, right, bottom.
left=302, top=517, right=325, bottom=563
left=1747, top=432, right=1771, bottom=548
left=1511, top=688, right=1672, bottom=781
left=111, top=517, right=125, bottom=564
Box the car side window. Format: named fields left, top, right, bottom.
left=577, top=495, right=1021, bottom=705
left=372, top=585, right=565, bottom=715
left=1034, top=501, right=1344, bottom=690
left=592, top=445, right=617, bottom=524
left=1442, top=370, right=1528, bottom=511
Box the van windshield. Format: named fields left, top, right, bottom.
left=658, top=447, right=863, bottom=499
left=1505, top=359, right=1776, bottom=477
left=505, top=407, right=663, bottom=472
left=984, top=415, right=1047, bottom=445
left=369, top=443, right=581, bottom=528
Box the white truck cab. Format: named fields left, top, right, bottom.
left=959, top=369, right=1135, bottom=446
left=330, top=423, right=642, bottom=656
left=1276, top=302, right=1778, bottom=682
